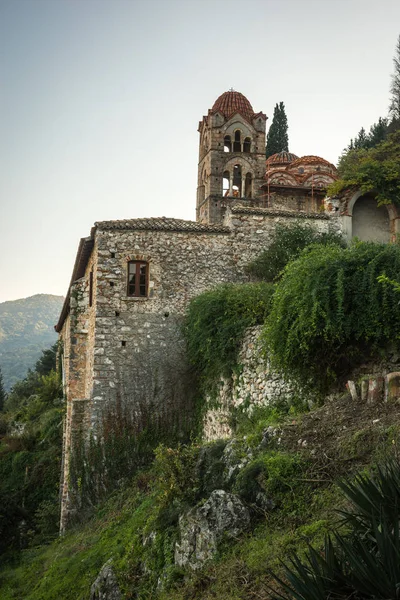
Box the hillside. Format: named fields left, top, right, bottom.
left=0, top=391, right=399, bottom=600
left=0, top=294, right=64, bottom=389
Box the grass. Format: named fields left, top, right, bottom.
left=2, top=393, right=400, bottom=599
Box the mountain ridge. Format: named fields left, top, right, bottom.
left=0, top=294, right=64, bottom=390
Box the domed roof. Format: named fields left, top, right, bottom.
left=211, top=90, right=255, bottom=122
left=266, top=151, right=299, bottom=165
left=289, top=155, right=337, bottom=171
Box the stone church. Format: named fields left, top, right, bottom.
left=56, top=90, right=399, bottom=529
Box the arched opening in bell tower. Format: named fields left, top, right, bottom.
left=232, top=164, right=242, bottom=197
left=233, top=130, right=241, bottom=152
left=224, top=135, right=232, bottom=152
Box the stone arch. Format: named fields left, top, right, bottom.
left=343, top=191, right=399, bottom=243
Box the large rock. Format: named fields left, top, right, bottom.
left=90, top=560, right=122, bottom=600
left=175, top=489, right=250, bottom=569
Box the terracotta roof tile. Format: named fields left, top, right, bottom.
left=230, top=206, right=329, bottom=220
left=289, top=155, right=337, bottom=172
left=266, top=151, right=299, bottom=165
left=211, top=91, right=255, bottom=123
left=95, top=217, right=230, bottom=234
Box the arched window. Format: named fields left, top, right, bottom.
left=223, top=171, right=230, bottom=196
left=232, top=164, right=242, bottom=197
left=245, top=173, right=252, bottom=198
left=233, top=130, right=241, bottom=152
left=224, top=135, right=232, bottom=152
left=243, top=137, right=251, bottom=153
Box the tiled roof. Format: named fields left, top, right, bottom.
left=211, top=91, right=255, bottom=123
left=266, top=151, right=299, bottom=165
left=289, top=155, right=337, bottom=172
left=230, top=206, right=330, bottom=220
left=95, top=217, right=230, bottom=234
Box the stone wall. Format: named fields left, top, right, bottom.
left=203, top=326, right=294, bottom=441
left=59, top=208, right=342, bottom=528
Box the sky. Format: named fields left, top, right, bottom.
left=0, top=0, right=400, bottom=303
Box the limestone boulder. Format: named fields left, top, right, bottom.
left=175, top=489, right=250, bottom=570
left=90, top=560, right=122, bottom=600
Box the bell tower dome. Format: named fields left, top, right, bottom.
left=196, top=90, right=267, bottom=224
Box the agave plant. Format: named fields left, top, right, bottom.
left=270, top=458, right=400, bottom=600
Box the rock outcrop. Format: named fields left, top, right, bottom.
left=175, top=489, right=250, bottom=569
left=90, top=560, right=121, bottom=600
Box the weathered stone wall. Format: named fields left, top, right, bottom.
left=60, top=208, right=342, bottom=527
left=203, top=326, right=295, bottom=441
left=59, top=245, right=97, bottom=532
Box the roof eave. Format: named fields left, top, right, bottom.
left=54, top=234, right=95, bottom=333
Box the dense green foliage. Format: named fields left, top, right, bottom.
left=263, top=241, right=400, bottom=393
left=3, top=390, right=400, bottom=600
left=389, top=34, right=400, bottom=123
left=0, top=294, right=63, bottom=390
left=183, top=282, right=275, bottom=393
left=0, top=348, right=63, bottom=556
left=344, top=118, right=389, bottom=153
left=246, top=223, right=345, bottom=282
left=265, top=102, right=289, bottom=158
left=272, top=458, right=400, bottom=599
left=329, top=130, right=400, bottom=205
left=0, top=366, right=6, bottom=412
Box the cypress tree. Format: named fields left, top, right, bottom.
left=389, top=34, right=400, bottom=125
left=265, top=102, right=289, bottom=158
left=0, top=366, right=6, bottom=412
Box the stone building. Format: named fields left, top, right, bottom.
left=56, top=90, right=399, bottom=530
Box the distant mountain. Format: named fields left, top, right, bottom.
left=0, top=294, right=64, bottom=390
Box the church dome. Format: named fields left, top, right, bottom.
left=211, top=90, right=255, bottom=122
left=266, top=151, right=299, bottom=165
left=289, top=155, right=337, bottom=171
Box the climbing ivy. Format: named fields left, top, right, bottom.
left=262, top=241, right=400, bottom=394
left=183, top=282, right=275, bottom=394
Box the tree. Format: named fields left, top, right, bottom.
left=329, top=130, right=400, bottom=205
left=265, top=102, right=289, bottom=158
left=35, top=342, right=58, bottom=376
left=389, top=34, right=400, bottom=125
left=0, top=367, right=6, bottom=412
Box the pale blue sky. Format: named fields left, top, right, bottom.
left=1, top=0, right=399, bottom=302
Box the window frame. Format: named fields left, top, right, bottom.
left=127, top=260, right=149, bottom=298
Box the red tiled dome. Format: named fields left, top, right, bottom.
left=266, top=151, right=299, bottom=165
left=289, top=155, right=337, bottom=171
left=211, top=90, right=255, bottom=123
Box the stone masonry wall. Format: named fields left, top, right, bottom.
left=60, top=209, right=342, bottom=527
left=60, top=246, right=97, bottom=532
left=203, top=326, right=294, bottom=441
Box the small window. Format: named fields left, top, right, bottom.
left=243, top=137, right=251, bottom=153
left=224, top=135, right=232, bottom=152
left=127, top=261, right=148, bottom=297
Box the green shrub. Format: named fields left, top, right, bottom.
left=184, top=282, right=275, bottom=393
left=270, top=458, right=400, bottom=600
left=263, top=241, right=400, bottom=393
left=246, top=222, right=345, bottom=282
left=234, top=452, right=304, bottom=509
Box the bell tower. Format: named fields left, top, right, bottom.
left=196, top=90, right=267, bottom=224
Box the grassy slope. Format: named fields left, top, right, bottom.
left=1, top=393, right=400, bottom=600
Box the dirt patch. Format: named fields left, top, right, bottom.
left=278, top=393, right=400, bottom=480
